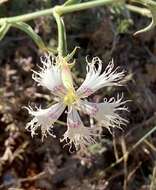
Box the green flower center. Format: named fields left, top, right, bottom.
left=63, top=89, right=78, bottom=106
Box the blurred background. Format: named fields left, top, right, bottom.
left=0, top=0, right=156, bottom=190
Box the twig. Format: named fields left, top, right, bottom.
left=112, top=132, right=119, bottom=161
left=150, top=164, right=156, bottom=190
left=121, top=138, right=128, bottom=190
left=127, top=162, right=142, bottom=182
left=104, top=115, right=156, bottom=172
left=0, top=172, right=46, bottom=189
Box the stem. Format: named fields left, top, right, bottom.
left=56, top=0, right=122, bottom=15
left=53, top=11, right=67, bottom=56
left=0, top=0, right=152, bottom=55
left=0, top=0, right=122, bottom=23
left=0, top=0, right=121, bottom=56
left=131, top=0, right=156, bottom=6
left=105, top=124, right=156, bottom=172
left=126, top=4, right=151, bottom=17
left=0, top=8, right=54, bottom=23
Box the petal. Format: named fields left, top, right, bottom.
left=26, top=102, right=66, bottom=140
left=77, top=94, right=128, bottom=130
left=77, top=57, right=125, bottom=98
left=61, top=107, right=97, bottom=152
left=32, top=54, right=66, bottom=97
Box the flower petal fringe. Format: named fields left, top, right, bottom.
left=32, top=54, right=66, bottom=97
left=26, top=54, right=129, bottom=152
left=26, top=102, right=65, bottom=141
left=77, top=57, right=125, bottom=98
left=61, top=107, right=98, bottom=152
left=77, top=94, right=129, bottom=131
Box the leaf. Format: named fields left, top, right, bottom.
left=134, top=0, right=156, bottom=35
left=11, top=22, right=57, bottom=53
left=0, top=22, right=10, bottom=40
left=12, top=22, right=46, bottom=49
left=64, top=0, right=81, bottom=6
left=66, top=46, right=80, bottom=61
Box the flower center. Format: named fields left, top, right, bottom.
left=63, top=89, right=78, bottom=106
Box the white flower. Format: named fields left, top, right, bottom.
left=26, top=54, right=128, bottom=151
left=26, top=102, right=66, bottom=141
left=77, top=57, right=125, bottom=98
left=77, top=94, right=129, bottom=131
left=61, top=107, right=97, bottom=151
left=32, top=54, right=66, bottom=97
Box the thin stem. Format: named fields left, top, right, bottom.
left=1, top=0, right=151, bottom=56
left=0, top=0, right=121, bottom=56
left=0, top=0, right=122, bottom=23
left=56, top=0, right=122, bottom=15
left=0, top=8, right=54, bottom=23
left=126, top=4, right=151, bottom=17
left=105, top=124, right=156, bottom=172
left=131, top=0, right=156, bottom=6
left=53, top=11, right=67, bottom=56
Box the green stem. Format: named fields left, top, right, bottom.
left=131, top=0, right=156, bottom=6
left=0, top=0, right=152, bottom=56
left=0, top=0, right=122, bottom=24
left=56, top=0, right=122, bottom=15
left=53, top=11, right=67, bottom=56
left=126, top=4, right=151, bottom=17
left=0, top=0, right=121, bottom=56
left=0, top=8, right=54, bottom=23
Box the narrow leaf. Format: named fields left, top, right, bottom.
left=134, top=0, right=156, bottom=35
left=0, top=23, right=10, bottom=40
left=11, top=22, right=57, bottom=53
left=66, top=46, right=80, bottom=62
left=12, top=22, right=46, bottom=49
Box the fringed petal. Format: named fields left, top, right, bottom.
left=61, top=107, right=98, bottom=152
left=77, top=57, right=125, bottom=98
left=25, top=102, right=66, bottom=141
left=77, top=94, right=129, bottom=131
left=32, top=54, right=66, bottom=96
